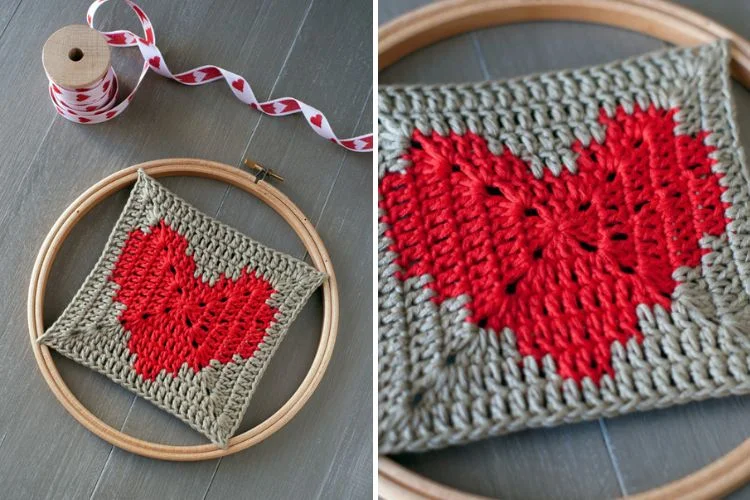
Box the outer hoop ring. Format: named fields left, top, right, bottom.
left=28, top=158, right=339, bottom=461
left=379, top=0, right=750, bottom=498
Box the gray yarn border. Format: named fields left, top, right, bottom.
left=41, top=171, right=325, bottom=447
left=378, top=40, right=750, bottom=454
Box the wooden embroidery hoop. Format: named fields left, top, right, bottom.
left=27, top=158, right=339, bottom=461
left=379, top=0, right=750, bottom=498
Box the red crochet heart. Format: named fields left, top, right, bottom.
left=380, top=105, right=728, bottom=383
left=110, top=221, right=279, bottom=380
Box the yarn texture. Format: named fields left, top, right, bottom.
left=41, top=171, right=325, bottom=447
left=378, top=40, right=750, bottom=454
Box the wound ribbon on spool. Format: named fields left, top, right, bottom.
left=43, top=0, right=373, bottom=153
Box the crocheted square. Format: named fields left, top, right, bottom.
left=41, top=171, right=325, bottom=447
left=378, top=40, right=750, bottom=453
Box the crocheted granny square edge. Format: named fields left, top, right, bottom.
left=378, top=40, right=750, bottom=454
left=41, top=170, right=326, bottom=447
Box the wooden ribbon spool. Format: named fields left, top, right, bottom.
left=42, top=24, right=111, bottom=90
left=28, top=159, right=339, bottom=461
left=379, top=0, right=750, bottom=498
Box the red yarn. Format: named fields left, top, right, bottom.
left=379, top=105, right=728, bottom=383
left=111, top=221, right=279, bottom=380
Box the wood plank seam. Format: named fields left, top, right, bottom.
left=87, top=444, right=117, bottom=500
left=219, top=0, right=316, bottom=232
left=0, top=0, right=24, bottom=43
left=311, top=89, right=373, bottom=230
left=0, top=3, right=118, bottom=270
left=382, top=1, right=750, bottom=498
left=201, top=47, right=371, bottom=500
left=593, top=38, right=672, bottom=493
left=66, top=0, right=317, bottom=481
left=236, top=0, right=316, bottom=165
left=599, top=418, right=629, bottom=496
left=0, top=115, right=60, bottom=279
left=201, top=459, right=222, bottom=500
left=469, top=33, right=491, bottom=80
left=89, top=376, right=144, bottom=498
left=162, top=0, right=315, bottom=229
left=29, top=161, right=340, bottom=460
left=0, top=0, right=369, bottom=495
left=187, top=4, right=363, bottom=492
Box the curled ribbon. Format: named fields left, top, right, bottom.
left=47, top=0, right=373, bottom=153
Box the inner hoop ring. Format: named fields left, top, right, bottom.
left=27, top=158, right=339, bottom=461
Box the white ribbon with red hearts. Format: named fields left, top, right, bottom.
left=46, top=0, right=373, bottom=153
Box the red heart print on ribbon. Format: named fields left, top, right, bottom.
left=45, top=0, right=372, bottom=153
left=380, top=105, right=729, bottom=383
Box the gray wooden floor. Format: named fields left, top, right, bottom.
left=0, top=0, right=372, bottom=498
left=380, top=1, right=750, bottom=499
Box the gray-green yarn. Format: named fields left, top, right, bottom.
left=378, top=40, right=750, bottom=454
left=41, top=170, right=325, bottom=447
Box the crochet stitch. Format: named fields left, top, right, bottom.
left=41, top=171, right=325, bottom=447
left=378, top=40, right=750, bottom=454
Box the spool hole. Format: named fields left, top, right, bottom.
left=68, top=48, right=84, bottom=62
